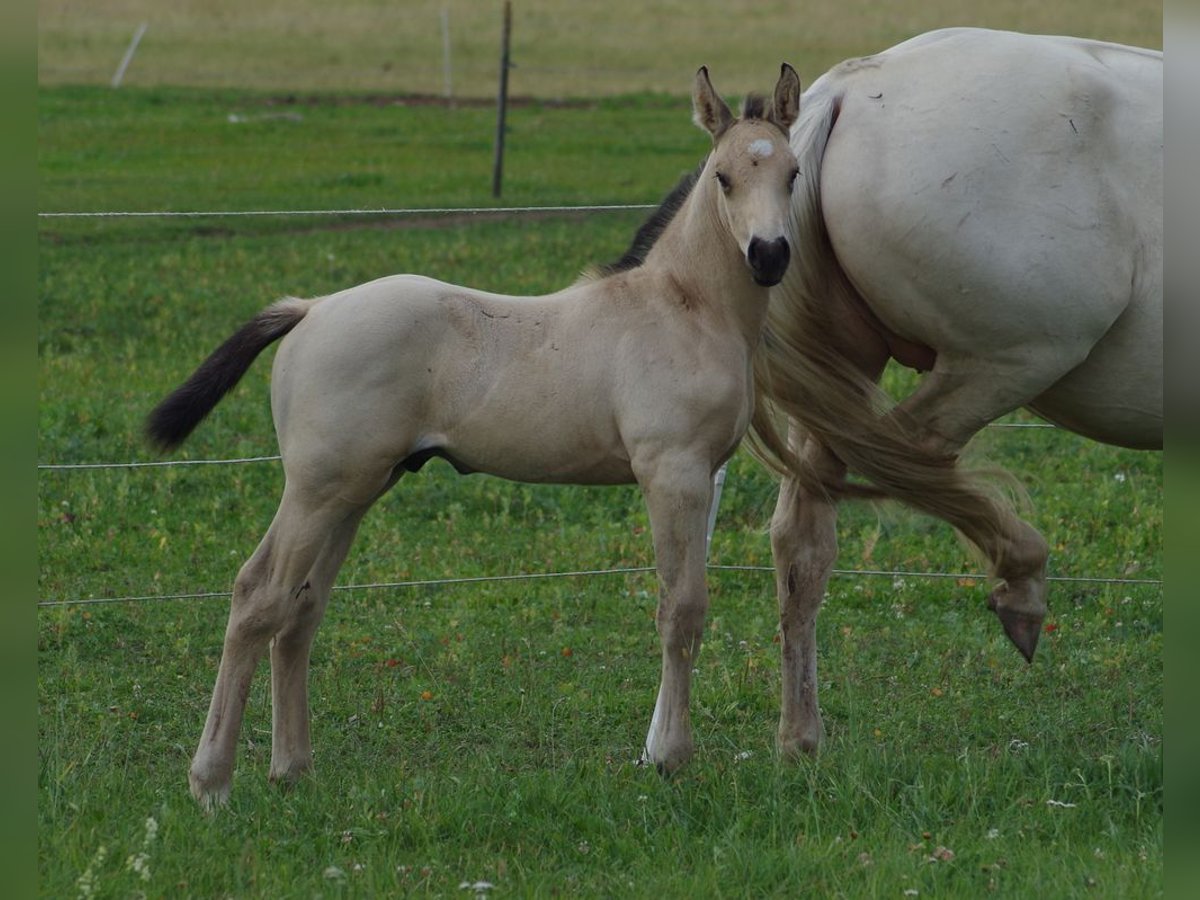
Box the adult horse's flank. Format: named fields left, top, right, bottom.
left=752, top=28, right=1162, bottom=756
left=148, top=66, right=802, bottom=808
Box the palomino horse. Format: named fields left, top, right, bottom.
left=148, top=66, right=802, bottom=807
left=751, top=28, right=1162, bottom=756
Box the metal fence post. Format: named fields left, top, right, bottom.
left=491, top=1, right=513, bottom=198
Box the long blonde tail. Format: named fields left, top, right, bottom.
left=750, top=89, right=1021, bottom=569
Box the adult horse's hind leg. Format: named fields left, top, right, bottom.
left=772, top=430, right=843, bottom=757
left=891, top=365, right=1054, bottom=661
left=770, top=359, right=1056, bottom=760
left=636, top=453, right=714, bottom=773
left=189, top=483, right=365, bottom=809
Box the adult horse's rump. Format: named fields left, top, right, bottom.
left=753, top=28, right=1162, bottom=755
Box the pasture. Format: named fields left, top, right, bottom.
left=38, top=3, right=1162, bottom=896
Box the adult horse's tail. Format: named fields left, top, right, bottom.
left=749, top=85, right=1022, bottom=574
left=146, top=298, right=313, bottom=451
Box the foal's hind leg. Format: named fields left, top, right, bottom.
left=635, top=453, right=714, bottom=773
left=267, top=505, right=372, bottom=786
left=189, top=485, right=362, bottom=808
left=772, top=430, right=843, bottom=757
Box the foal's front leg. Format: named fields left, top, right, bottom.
left=636, top=456, right=714, bottom=773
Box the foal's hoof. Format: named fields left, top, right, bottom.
left=638, top=746, right=690, bottom=778
left=776, top=728, right=823, bottom=759
left=188, top=771, right=231, bottom=812
left=268, top=757, right=314, bottom=790
left=637, top=753, right=676, bottom=779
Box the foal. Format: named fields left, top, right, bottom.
left=149, top=65, right=801, bottom=808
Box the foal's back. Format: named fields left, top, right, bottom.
left=269, top=267, right=751, bottom=486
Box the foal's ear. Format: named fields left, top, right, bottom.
left=693, top=66, right=734, bottom=141
left=769, top=63, right=801, bottom=132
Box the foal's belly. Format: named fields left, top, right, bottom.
left=400, top=443, right=639, bottom=485
left=420, top=386, right=639, bottom=485
left=452, top=446, right=637, bottom=486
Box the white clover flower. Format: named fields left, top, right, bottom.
left=124, top=817, right=158, bottom=883
left=459, top=880, right=495, bottom=894
left=76, top=845, right=108, bottom=899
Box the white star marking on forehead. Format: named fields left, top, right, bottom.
left=748, top=139, right=775, bottom=160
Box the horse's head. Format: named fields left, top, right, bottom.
left=693, top=64, right=801, bottom=287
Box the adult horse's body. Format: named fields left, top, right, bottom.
left=754, top=28, right=1162, bottom=755
left=149, top=66, right=802, bottom=808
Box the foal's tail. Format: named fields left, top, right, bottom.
left=146, top=298, right=313, bottom=451
left=749, top=86, right=1019, bottom=557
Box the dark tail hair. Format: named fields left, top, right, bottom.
left=146, top=298, right=311, bottom=451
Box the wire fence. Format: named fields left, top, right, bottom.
left=39, top=422, right=1060, bottom=475
left=37, top=200, right=1162, bottom=609
left=37, top=431, right=1162, bottom=608
left=37, top=203, right=657, bottom=220
left=37, top=565, right=1161, bottom=610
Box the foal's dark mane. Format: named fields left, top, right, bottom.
left=594, top=93, right=774, bottom=277
left=595, top=162, right=704, bottom=277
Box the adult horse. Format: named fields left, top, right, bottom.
left=148, top=66, right=802, bottom=808
left=751, top=28, right=1162, bottom=756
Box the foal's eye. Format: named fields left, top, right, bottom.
left=715, top=171, right=732, bottom=194
left=787, top=167, right=800, bottom=190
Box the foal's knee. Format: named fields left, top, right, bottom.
left=657, top=591, right=709, bottom=651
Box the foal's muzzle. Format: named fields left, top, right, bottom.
left=747, top=236, right=791, bottom=287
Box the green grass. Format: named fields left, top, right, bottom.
left=38, top=85, right=702, bottom=220
left=38, top=19, right=1161, bottom=898
left=37, top=0, right=1162, bottom=97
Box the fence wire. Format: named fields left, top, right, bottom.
left=36, top=565, right=1161, bottom=609
left=38, top=203, right=656, bottom=220
left=37, top=201, right=1159, bottom=609
left=36, top=425, right=1059, bottom=472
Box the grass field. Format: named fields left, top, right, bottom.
left=38, top=4, right=1162, bottom=897
left=37, top=0, right=1162, bottom=97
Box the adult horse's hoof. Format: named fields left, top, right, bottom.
left=987, top=587, right=1043, bottom=663
left=995, top=607, right=1042, bottom=662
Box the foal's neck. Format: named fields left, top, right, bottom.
left=642, top=177, right=771, bottom=347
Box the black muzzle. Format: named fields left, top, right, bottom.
left=747, top=236, right=791, bottom=287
